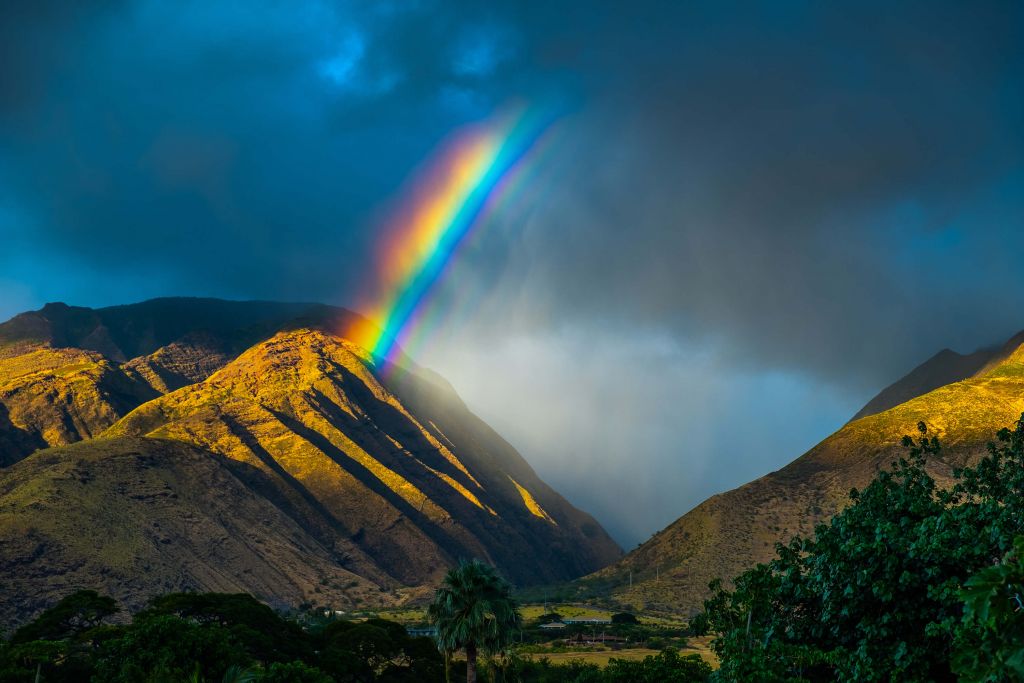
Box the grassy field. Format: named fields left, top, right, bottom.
left=519, top=604, right=613, bottom=620
left=371, top=602, right=687, bottom=625
left=520, top=637, right=717, bottom=668
left=681, top=636, right=718, bottom=666
left=522, top=648, right=661, bottom=666
left=368, top=602, right=716, bottom=670
left=364, top=608, right=427, bottom=623
left=520, top=603, right=687, bottom=626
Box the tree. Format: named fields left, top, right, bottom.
left=698, top=414, right=1024, bottom=681
left=11, top=590, right=118, bottom=644
left=604, top=648, right=712, bottom=682
left=0, top=639, right=66, bottom=683
left=610, top=613, right=638, bottom=625
left=261, top=661, right=333, bottom=683
left=955, top=536, right=1024, bottom=681
left=948, top=415, right=1024, bottom=681
left=142, top=593, right=313, bottom=664
left=536, top=613, right=563, bottom=624
left=317, top=617, right=442, bottom=682
left=1, top=590, right=120, bottom=682
left=183, top=664, right=261, bottom=683
left=91, top=614, right=250, bottom=682
left=428, top=559, right=522, bottom=683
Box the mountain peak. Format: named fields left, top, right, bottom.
left=851, top=329, right=1024, bottom=421
left=589, top=326, right=1024, bottom=614
left=0, top=299, right=620, bottom=626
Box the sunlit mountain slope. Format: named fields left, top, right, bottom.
left=587, top=330, right=1024, bottom=614
left=0, top=299, right=620, bottom=628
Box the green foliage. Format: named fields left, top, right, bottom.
left=429, top=559, right=522, bottom=681
left=221, top=665, right=261, bottom=683
left=321, top=622, right=394, bottom=681
left=500, top=657, right=603, bottom=683
left=507, top=649, right=710, bottom=683
left=955, top=536, right=1024, bottom=681
left=91, top=613, right=250, bottom=682
left=318, top=616, right=443, bottom=682
left=0, top=589, right=443, bottom=682
left=609, top=613, right=637, bottom=625
left=262, top=660, right=333, bottom=682
left=11, top=589, right=118, bottom=644
left=603, top=648, right=712, bottom=682
left=0, top=639, right=67, bottom=683
left=143, top=592, right=313, bottom=664
left=699, top=414, right=1024, bottom=682
left=1, top=590, right=121, bottom=682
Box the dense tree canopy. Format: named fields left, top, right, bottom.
left=696, top=414, right=1024, bottom=681
left=10, top=590, right=118, bottom=644
left=0, top=592, right=442, bottom=683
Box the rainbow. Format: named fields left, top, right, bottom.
left=347, top=106, right=556, bottom=367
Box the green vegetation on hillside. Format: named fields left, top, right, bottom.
left=694, top=414, right=1024, bottom=681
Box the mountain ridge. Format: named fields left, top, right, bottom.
left=851, top=328, right=1024, bottom=420
left=587, top=327, right=1024, bottom=614
left=0, top=298, right=621, bottom=628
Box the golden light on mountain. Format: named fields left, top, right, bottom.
left=0, top=299, right=620, bottom=625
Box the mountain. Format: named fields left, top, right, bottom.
left=0, top=299, right=361, bottom=465
left=851, top=329, right=1024, bottom=420
left=0, top=437, right=384, bottom=619
left=586, top=328, right=1024, bottom=614
left=0, top=299, right=620, bottom=627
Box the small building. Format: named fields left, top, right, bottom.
left=564, top=633, right=627, bottom=645
left=538, top=622, right=567, bottom=630
left=563, top=617, right=612, bottom=625
left=406, top=626, right=438, bottom=638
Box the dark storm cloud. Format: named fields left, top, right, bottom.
left=3, top=1, right=1021, bottom=387
left=0, top=1, right=527, bottom=303
left=447, top=1, right=1024, bottom=389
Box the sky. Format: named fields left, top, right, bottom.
left=2, top=0, right=1023, bottom=546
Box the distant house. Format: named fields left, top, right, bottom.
left=564, top=632, right=627, bottom=645
left=406, top=626, right=438, bottom=638
left=538, top=622, right=567, bottom=630
left=563, top=617, right=612, bottom=625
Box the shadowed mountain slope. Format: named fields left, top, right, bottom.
left=587, top=331, right=1024, bottom=615
left=0, top=299, right=620, bottom=628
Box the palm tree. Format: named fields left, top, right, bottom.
left=184, top=664, right=259, bottom=683
left=428, top=559, right=522, bottom=683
